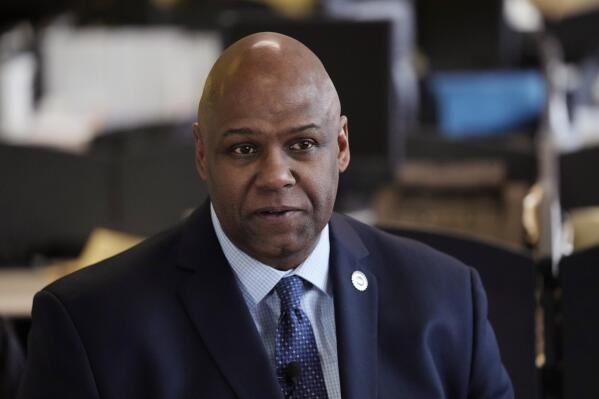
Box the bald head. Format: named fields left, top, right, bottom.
left=198, top=32, right=340, bottom=130
left=191, top=32, right=350, bottom=270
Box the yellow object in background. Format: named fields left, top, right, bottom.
left=566, top=207, right=599, bottom=251
left=75, top=228, right=143, bottom=270
left=532, top=0, right=599, bottom=19
left=0, top=229, right=143, bottom=316
left=250, top=0, right=316, bottom=17
left=522, top=183, right=544, bottom=246
left=50, top=228, right=144, bottom=278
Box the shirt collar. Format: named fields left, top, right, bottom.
left=210, top=203, right=331, bottom=306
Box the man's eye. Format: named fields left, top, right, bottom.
left=231, top=144, right=257, bottom=155
left=289, top=140, right=315, bottom=151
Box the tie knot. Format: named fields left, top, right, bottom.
left=275, top=276, right=305, bottom=311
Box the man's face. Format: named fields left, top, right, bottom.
left=194, top=70, right=349, bottom=269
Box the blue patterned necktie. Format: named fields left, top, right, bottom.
left=274, top=276, right=329, bottom=399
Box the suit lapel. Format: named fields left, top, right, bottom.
left=330, top=214, right=378, bottom=399
left=176, top=204, right=283, bottom=399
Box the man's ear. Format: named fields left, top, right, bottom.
left=193, top=122, right=208, bottom=180
left=337, top=115, right=350, bottom=173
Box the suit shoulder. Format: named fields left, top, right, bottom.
left=335, top=213, right=472, bottom=278
left=335, top=214, right=477, bottom=315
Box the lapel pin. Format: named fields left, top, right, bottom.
left=351, top=271, right=368, bottom=292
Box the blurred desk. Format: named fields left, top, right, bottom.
left=0, top=268, right=59, bottom=317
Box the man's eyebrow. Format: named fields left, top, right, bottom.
left=222, top=128, right=254, bottom=137
left=222, top=124, right=320, bottom=137
left=285, top=123, right=320, bottom=134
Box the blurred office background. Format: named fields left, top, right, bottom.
left=2, top=0, right=599, bottom=398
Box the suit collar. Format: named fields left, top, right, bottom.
left=329, top=213, right=379, bottom=399
left=209, top=202, right=332, bottom=304
left=177, top=203, right=284, bottom=399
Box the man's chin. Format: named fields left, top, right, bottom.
left=245, top=233, right=315, bottom=268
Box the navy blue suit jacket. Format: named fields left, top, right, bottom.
left=19, top=203, right=513, bottom=398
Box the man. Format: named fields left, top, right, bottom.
left=19, top=32, right=513, bottom=398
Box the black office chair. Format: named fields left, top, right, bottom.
left=405, top=131, right=537, bottom=183
left=560, top=145, right=599, bottom=211
left=90, top=128, right=209, bottom=236
left=0, top=144, right=111, bottom=265
left=559, top=245, right=599, bottom=399
left=381, top=226, right=537, bottom=399
left=115, top=143, right=208, bottom=236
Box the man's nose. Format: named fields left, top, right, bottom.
left=255, top=150, right=296, bottom=191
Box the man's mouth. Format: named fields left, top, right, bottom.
left=254, top=207, right=301, bottom=218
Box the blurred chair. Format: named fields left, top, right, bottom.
left=115, top=144, right=208, bottom=236
left=560, top=145, right=599, bottom=211
left=559, top=245, right=599, bottom=399
left=0, top=144, right=111, bottom=265
left=91, top=127, right=208, bottom=236
left=405, top=132, right=537, bottom=184
left=375, top=157, right=531, bottom=247
left=381, top=227, right=537, bottom=399
left=0, top=318, right=25, bottom=399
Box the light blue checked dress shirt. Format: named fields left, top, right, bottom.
left=210, top=205, right=341, bottom=399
